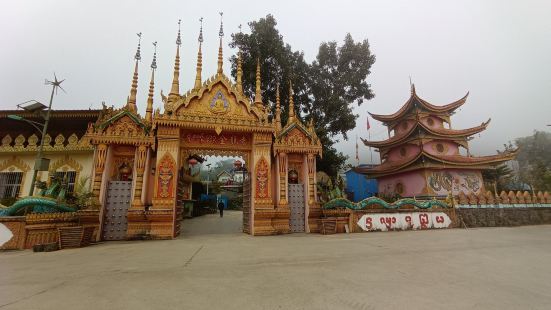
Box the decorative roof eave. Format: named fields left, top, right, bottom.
left=97, top=109, right=149, bottom=132
left=0, top=109, right=102, bottom=119
left=355, top=149, right=518, bottom=177
left=168, top=73, right=267, bottom=121
left=88, top=135, right=155, bottom=146
left=273, top=143, right=322, bottom=157
left=362, top=119, right=489, bottom=148
left=153, top=117, right=274, bottom=133
left=387, top=112, right=451, bottom=131
left=277, top=121, right=314, bottom=140
left=369, top=91, right=469, bottom=123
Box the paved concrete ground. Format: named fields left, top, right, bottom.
left=1, top=211, right=551, bottom=310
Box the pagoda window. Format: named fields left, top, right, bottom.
left=0, top=172, right=23, bottom=199
left=436, top=143, right=445, bottom=153
left=427, top=117, right=434, bottom=126
left=54, top=171, right=77, bottom=194
left=399, top=147, right=407, bottom=157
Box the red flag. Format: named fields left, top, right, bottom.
left=366, top=115, right=371, bottom=130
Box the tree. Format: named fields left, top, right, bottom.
left=482, top=164, right=513, bottom=193
left=515, top=131, right=551, bottom=191
left=230, top=15, right=376, bottom=176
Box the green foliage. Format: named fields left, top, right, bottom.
left=230, top=15, right=376, bottom=177
left=482, top=164, right=514, bottom=192
left=66, top=176, right=96, bottom=210
left=0, top=197, right=17, bottom=207
left=515, top=131, right=551, bottom=191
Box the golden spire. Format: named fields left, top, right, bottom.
left=194, top=17, right=203, bottom=90
left=236, top=24, right=243, bottom=94
left=254, top=58, right=262, bottom=105
left=275, top=82, right=281, bottom=131
left=169, top=20, right=181, bottom=101
left=127, top=32, right=141, bottom=113
left=236, top=49, right=243, bottom=93
left=217, top=12, right=224, bottom=75
left=288, top=80, right=295, bottom=123
left=145, top=42, right=157, bottom=123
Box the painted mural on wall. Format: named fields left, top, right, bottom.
left=255, top=157, right=269, bottom=198
left=157, top=153, right=176, bottom=198
left=428, top=171, right=482, bottom=195
left=357, top=212, right=452, bottom=232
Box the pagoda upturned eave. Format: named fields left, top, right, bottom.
left=369, top=89, right=469, bottom=123
left=354, top=149, right=518, bottom=177
left=361, top=118, right=491, bottom=148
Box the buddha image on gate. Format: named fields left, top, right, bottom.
left=255, top=157, right=269, bottom=198
left=157, top=153, right=175, bottom=198
left=208, top=90, right=229, bottom=114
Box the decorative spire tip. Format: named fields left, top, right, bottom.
left=151, top=41, right=158, bottom=69
left=176, top=19, right=182, bottom=46
left=134, top=32, right=142, bottom=61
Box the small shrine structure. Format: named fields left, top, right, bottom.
left=356, top=85, right=517, bottom=197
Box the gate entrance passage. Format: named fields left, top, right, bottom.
left=102, top=181, right=132, bottom=240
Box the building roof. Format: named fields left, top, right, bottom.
left=361, top=118, right=490, bottom=148
left=354, top=148, right=518, bottom=177
left=368, top=85, right=468, bottom=123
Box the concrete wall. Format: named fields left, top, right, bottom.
left=457, top=207, right=551, bottom=227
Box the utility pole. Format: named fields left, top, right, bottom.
left=206, top=163, right=211, bottom=195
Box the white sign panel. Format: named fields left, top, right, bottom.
left=0, top=223, right=14, bottom=247
left=357, top=212, right=451, bottom=232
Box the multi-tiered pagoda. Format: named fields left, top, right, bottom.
left=356, top=85, right=517, bottom=197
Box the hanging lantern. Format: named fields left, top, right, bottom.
left=188, top=158, right=198, bottom=166
left=234, top=159, right=243, bottom=169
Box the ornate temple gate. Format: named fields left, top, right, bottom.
left=83, top=26, right=323, bottom=239
left=102, top=181, right=132, bottom=240
left=288, top=184, right=305, bottom=232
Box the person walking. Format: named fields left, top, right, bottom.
left=218, top=200, right=224, bottom=218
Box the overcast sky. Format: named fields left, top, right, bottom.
left=1, top=0, right=550, bottom=165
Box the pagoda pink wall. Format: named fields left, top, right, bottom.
left=386, top=144, right=420, bottom=162
left=423, top=140, right=459, bottom=156
left=378, top=170, right=427, bottom=197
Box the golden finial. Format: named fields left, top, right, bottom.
left=254, top=58, right=262, bottom=105
left=145, top=41, right=157, bottom=123
left=176, top=19, right=182, bottom=46
left=127, top=32, right=142, bottom=113
left=275, top=82, right=281, bottom=131
left=288, top=80, right=295, bottom=122
left=169, top=20, right=181, bottom=103
left=217, top=12, right=224, bottom=74
left=194, top=17, right=203, bottom=90
left=236, top=25, right=243, bottom=94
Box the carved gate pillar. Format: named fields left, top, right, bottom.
left=92, top=144, right=108, bottom=200
left=148, top=126, right=181, bottom=238
left=305, top=154, right=320, bottom=232
left=251, top=132, right=276, bottom=235
left=272, top=152, right=290, bottom=234
left=131, top=145, right=148, bottom=208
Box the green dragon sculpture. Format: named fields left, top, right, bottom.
left=0, top=176, right=77, bottom=216
left=322, top=197, right=449, bottom=210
